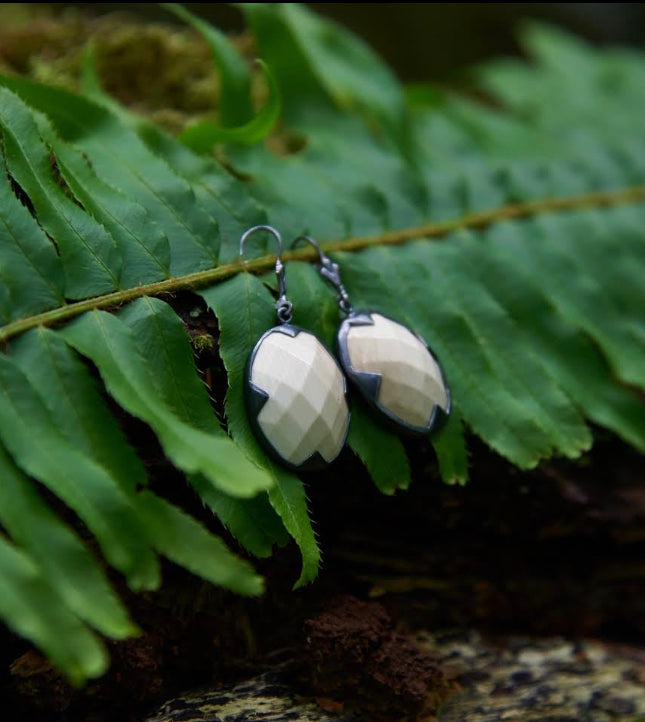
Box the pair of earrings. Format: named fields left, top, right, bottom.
left=240, top=226, right=451, bottom=471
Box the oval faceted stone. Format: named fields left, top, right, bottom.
left=248, top=326, right=350, bottom=468
left=339, top=312, right=449, bottom=433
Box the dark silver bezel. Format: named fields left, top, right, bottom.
left=245, top=324, right=350, bottom=471
left=336, top=311, right=451, bottom=436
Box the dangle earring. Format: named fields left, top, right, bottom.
left=240, top=226, right=350, bottom=470
left=292, top=236, right=451, bottom=435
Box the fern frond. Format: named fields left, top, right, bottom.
left=0, top=5, right=642, bottom=680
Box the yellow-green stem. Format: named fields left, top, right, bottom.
left=1, top=184, right=644, bottom=345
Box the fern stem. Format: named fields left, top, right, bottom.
left=2, top=185, right=644, bottom=345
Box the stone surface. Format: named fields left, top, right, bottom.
left=343, top=313, right=449, bottom=429
left=425, top=630, right=645, bottom=722
left=144, top=632, right=645, bottom=722
left=250, top=328, right=349, bottom=466
left=144, top=661, right=364, bottom=722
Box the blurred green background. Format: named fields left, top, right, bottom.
left=51, top=3, right=645, bottom=80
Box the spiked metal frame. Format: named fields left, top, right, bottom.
left=336, top=311, right=451, bottom=436
left=245, top=324, right=350, bottom=471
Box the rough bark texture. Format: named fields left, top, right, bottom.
left=302, top=596, right=452, bottom=718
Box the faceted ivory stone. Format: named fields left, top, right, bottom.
left=344, top=313, right=449, bottom=429
left=250, top=328, right=349, bottom=466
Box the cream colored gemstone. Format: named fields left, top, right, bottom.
left=346, top=313, right=448, bottom=428
left=251, top=330, right=349, bottom=465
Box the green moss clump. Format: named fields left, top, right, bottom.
left=0, top=4, right=253, bottom=134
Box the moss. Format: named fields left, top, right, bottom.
left=0, top=4, right=253, bottom=133
left=191, top=333, right=216, bottom=354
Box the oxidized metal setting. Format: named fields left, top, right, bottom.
left=337, top=311, right=451, bottom=436
left=291, top=235, right=451, bottom=437
left=245, top=325, right=350, bottom=471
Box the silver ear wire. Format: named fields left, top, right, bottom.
left=240, top=228, right=351, bottom=470
left=240, top=225, right=293, bottom=324
left=291, top=235, right=353, bottom=315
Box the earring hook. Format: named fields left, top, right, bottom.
left=292, top=235, right=353, bottom=315
left=240, top=225, right=292, bottom=324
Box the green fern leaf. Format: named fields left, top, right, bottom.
left=189, top=478, right=290, bottom=560
left=0, top=78, right=221, bottom=273
left=0, top=445, right=137, bottom=639
left=39, top=117, right=171, bottom=286
left=0, top=6, right=642, bottom=681
left=10, top=327, right=148, bottom=495
left=347, top=404, right=411, bottom=494
left=242, top=3, right=410, bottom=149
left=0, top=152, right=64, bottom=321
left=0, top=353, right=160, bottom=589
left=430, top=410, right=469, bottom=486
left=0, top=533, right=108, bottom=685
left=59, top=308, right=272, bottom=498
left=135, top=491, right=264, bottom=597
left=200, top=275, right=321, bottom=587
left=0, top=89, right=121, bottom=297
left=162, top=3, right=253, bottom=127
left=178, top=60, right=281, bottom=151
